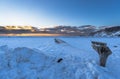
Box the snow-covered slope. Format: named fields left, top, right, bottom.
left=92, top=26, right=120, bottom=37
left=0, top=37, right=120, bottom=79
left=93, top=31, right=120, bottom=37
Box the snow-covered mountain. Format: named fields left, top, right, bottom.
left=77, top=25, right=97, bottom=36
left=90, top=26, right=120, bottom=37
left=52, top=25, right=120, bottom=37
left=0, top=25, right=120, bottom=37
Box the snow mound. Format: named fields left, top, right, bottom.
left=0, top=45, right=115, bottom=79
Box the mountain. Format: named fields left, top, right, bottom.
left=77, top=25, right=96, bottom=36
left=0, top=25, right=120, bottom=37
left=0, top=26, right=39, bottom=34
left=90, top=26, right=120, bottom=37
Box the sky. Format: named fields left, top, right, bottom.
left=0, top=0, right=120, bottom=28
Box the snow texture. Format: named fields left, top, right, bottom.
left=0, top=36, right=119, bottom=79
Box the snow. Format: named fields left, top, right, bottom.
left=0, top=36, right=120, bottom=79
left=94, top=31, right=120, bottom=37
left=111, top=31, right=120, bottom=36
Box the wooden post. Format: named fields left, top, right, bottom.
left=91, top=41, right=112, bottom=67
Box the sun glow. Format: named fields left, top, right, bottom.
left=0, top=0, right=62, bottom=28
left=0, top=9, right=58, bottom=28
left=0, top=4, right=47, bottom=28
left=5, top=26, right=33, bottom=30
left=0, top=10, right=38, bottom=26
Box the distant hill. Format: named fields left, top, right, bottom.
left=0, top=25, right=120, bottom=37
left=90, top=26, right=120, bottom=37
left=0, top=26, right=39, bottom=34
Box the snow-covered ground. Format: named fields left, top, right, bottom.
left=0, top=36, right=120, bottom=79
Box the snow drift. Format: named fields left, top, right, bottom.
left=0, top=43, right=114, bottom=79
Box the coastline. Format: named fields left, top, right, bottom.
left=0, top=33, right=81, bottom=36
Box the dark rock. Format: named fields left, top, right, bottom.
left=113, top=46, right=118, bottom=48
left=57, top=58, right=63, bottom=63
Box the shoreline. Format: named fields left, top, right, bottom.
left=0, top=33, right=81, bottom=36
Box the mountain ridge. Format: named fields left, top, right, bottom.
left=0, top=25, right=120, bottom=37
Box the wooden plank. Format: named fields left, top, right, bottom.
left=54, top=38, right=66, bottom=44
left=91, top=41, right=107, bottom=46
